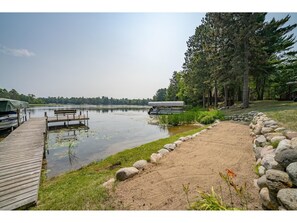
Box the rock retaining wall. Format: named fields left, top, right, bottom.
left=250, top=112, right=297, bottom=210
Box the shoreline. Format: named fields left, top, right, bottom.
left=32, top=125, right=207, bottom=210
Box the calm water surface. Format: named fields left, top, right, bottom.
left=28, top=106, right=196, bottom=178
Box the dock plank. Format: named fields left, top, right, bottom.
left=0, top=118, right=46, bottom=210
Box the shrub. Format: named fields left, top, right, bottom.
left=271, top=140, right=280, bottom=149
left=200, top=115, right=214, bottom=124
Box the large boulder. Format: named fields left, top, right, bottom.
left=163, top=143, right=176, bottom=151
left=150, top=153, right=162, bottom=163
left=271, top=136, right=286, bottom=144
left=133, top=160, right=148, bottom=170
left=265, top=133, right=283, bottom=142
left=115, top=167, right=139, bottom=181
left=259, top=187, right=279, bottom=210
left=174, top=140, right=183, bottom=147
left=266, top=169, right=292, bottom=193
left=158, top=148, right=170, bottom=156
left=274, top=127, right=286, bottom=133
left=255, top=135, right=267, bottom=147
left=261, top=154, right=283, bottom=171
left=257, top=175, right=268, bottom=189
left=286, top=162, right=297, bottom=186
left=284, top=131, right=297, bottom=140
left=261, top=127, right=274, bottom=135
left=102, top=178, right=115, bottom=189
left=277, top=188, right=297, bottom=210
left=264, top=120, right=278, bottom=127
left=253, top=124, right=262, bottom=135
left=275, top=140, right=297, bottom=168
left=260, top=146, right=274, bottom=159
left=253, top=146, right=263, bottom=160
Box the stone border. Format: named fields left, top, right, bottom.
left=250, top=112, right=297, bottom=210
left=102, top=120, right=221, bottom=189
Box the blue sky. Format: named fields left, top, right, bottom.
left=0, top=13, right=296, bottom=99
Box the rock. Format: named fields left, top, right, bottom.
left=115, top=167, right=139, bottom=181
left=200, top=129, right=207, bottom=133
left=163, top=143, right=176, bottom=151
left=254, top=147, right=263, bottom=160
left=275, top=141, right=297, bottom=168
left=158, top=148, right=170, bottom=156
left=179, top=137, right=188, bottom=142
left=266, top=169, right=292, bottom=192
left=207, top=126, right=212, bottom=130
left=264, top=120, right=278, bottom=127
left=277, top=188, right=297, bottom=210
left=254, top=179, right=260, bottom=190
left=253, top=124, right=262, bottom=135
left=284, top=131, right=297, bottom=140
left=258, top=166, right=266, bottom=176
left=259, top=187, right=279, bottom=210
left=133, top=160, right=148, bottom=170
left=265, top=133, right=283, bottom=142
left=261, top=127, right=274, bottom=134
left=291, top=138, right=297, bottom=149
left=260, top=146, right=274, bottom=159
left=249, top=123, right=254, bottom=129
left=102, top=178, right=115, bottom=189
left=150, top=153, right=162, bottom=163
left=275, top=139, right=291, bottom=154
left=174, top=140, right=183, bottom=147
left=255, top=135, right=267, bottom=147
left=286, top=162, right=297, bottom=186
left=271, top=136, right=286, bottom=144
left=261, top=154, right=283, bottom=171
left=274, top=127, right=286, bottom=133
left=257, top=175, right=268, bottom=189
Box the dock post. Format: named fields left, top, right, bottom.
left=17, top=109, right=20, bottom=127
left=43, top=132, right=47, bottom=159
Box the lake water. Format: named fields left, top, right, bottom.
left=27, top=105, right=196, bottom=178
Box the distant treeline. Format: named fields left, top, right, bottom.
left=0, top=88, right=151, bottom=106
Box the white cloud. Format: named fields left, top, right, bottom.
left=0, top=44, right=35, bottom=57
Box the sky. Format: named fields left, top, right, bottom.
left=0, top=12, right=297, bottom=99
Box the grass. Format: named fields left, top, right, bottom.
left=31, top=126, right=206, bottom=210
left=158, top=109, right=224, bottom=126
left=222, top=100, right=297, bottom=131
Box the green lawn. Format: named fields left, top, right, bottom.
left=31, top=127, right=206, bottom=210
left=222, top=100, right=297, bottom=131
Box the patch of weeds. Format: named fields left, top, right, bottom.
left=253, top=163, right=261, bottom=176
left=186, top=169, right=252, bottom=210
left=271, top=140, right=280, bottom=149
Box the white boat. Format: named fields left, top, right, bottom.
left=0, top=98, right=29, bottom=130
left=148, top=101, right=184, bottom=115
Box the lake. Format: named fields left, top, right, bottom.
left=27, top=105, right=196, bottom=178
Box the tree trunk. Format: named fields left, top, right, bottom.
left=202, top=90, right=206, bottom=108
left=242, top=40, right=250, bottom=108
left=214, top=80, right=218, bottom=108
left=224, top=84, right=228, bottom=106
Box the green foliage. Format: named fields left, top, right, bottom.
left=253, top=163, right=261, bottom=176
left=200, top=115, right=214, bottom=124
left=271, top=140, right=280, bottom=149
left=189, top=169, right=251, bottom=210
left=0, top=87, right=151, bottom=106
left=153, top=88, right=167, bottom=101
left=166, top=13, right=297, bottom=108
left=159, top=109, right=224, bottom=126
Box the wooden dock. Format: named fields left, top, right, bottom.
left=0, top=118, right=46, bottom=210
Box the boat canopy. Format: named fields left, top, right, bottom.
left=0, top=98, right=29, bottom=112
left=148, top=101, right=184, bottom=107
